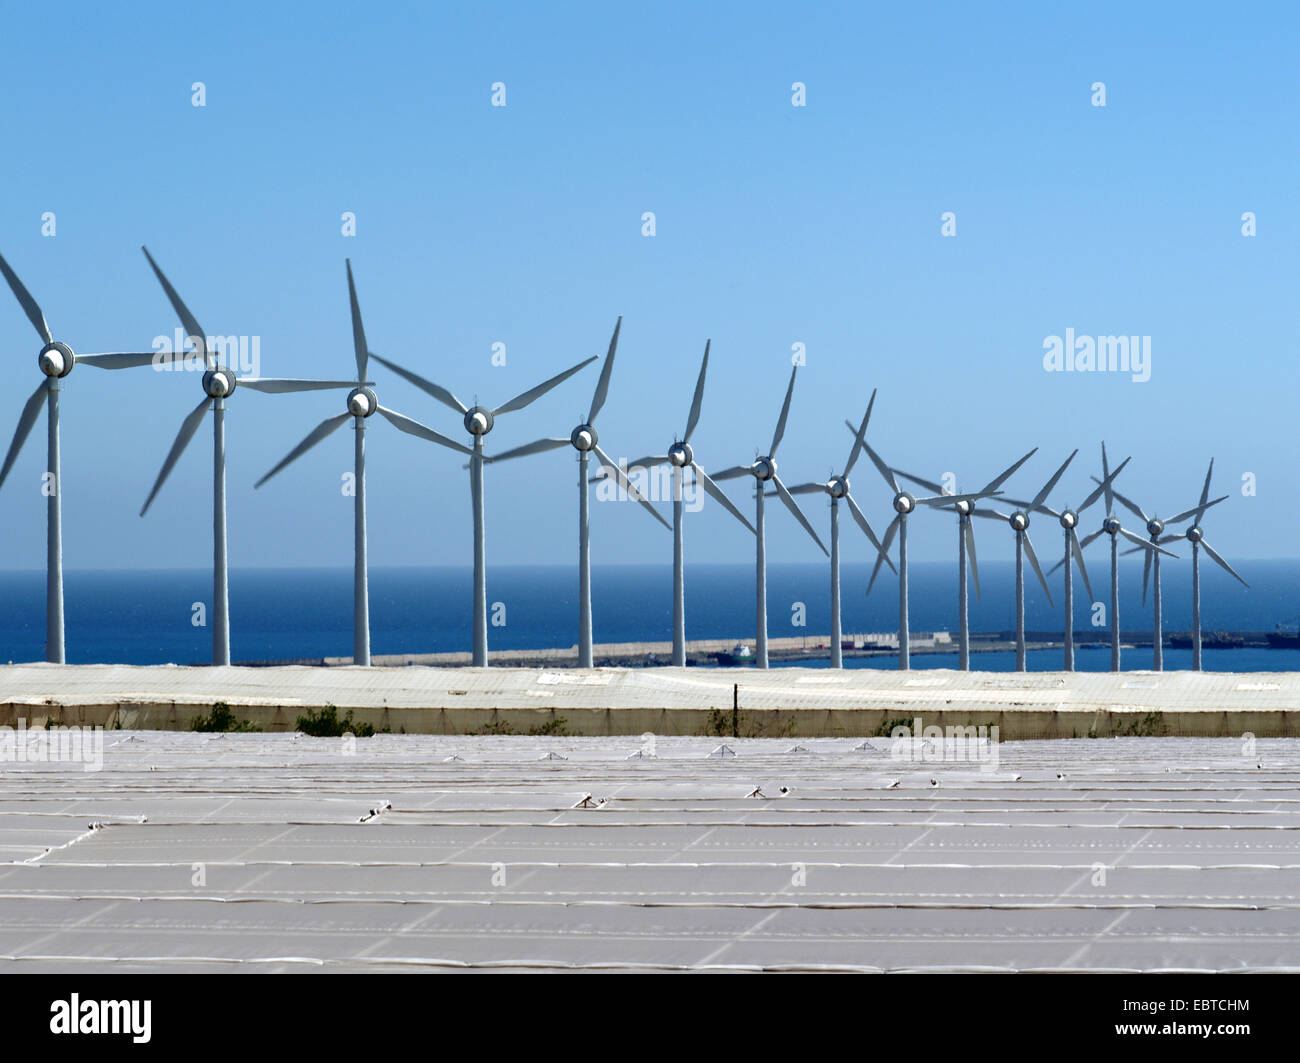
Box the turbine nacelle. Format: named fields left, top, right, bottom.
left=1059, top=508, right=1078, bottom=529
left=752, top=456, right=777, bottom=482
left=202, top=368, right=237, bottom=398
left=893, top=491, right=916, bottom=515
left=570, top=423, right=598, bottom=451
left=1187, top=524, right=1204, bottom=543
left=667, top=441, right=693, bottom=468
left=39, top=341, right=74, bottom=378
left=464, top=405, right=494, bottom=436
left=827, top=475, right=849, bottom=499
left=1009, top=510, right=1029, bottom=532
left=1103, top=515, right=1122, bottom=535
left=953, top=496, right=973, bottom=516
left=347, top=386, right=378, bottom=418
left=1147, top=517, right=1164, bottom=537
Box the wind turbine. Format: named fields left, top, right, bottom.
left=1076, top=443, right=1177, bottom=672
left=971, top=451, right=1077, bottom=672
left=139, top=247, right=359, bottom=666
left=787, top=393, right=893, bottom=669
left=710, top=365, right=828, bottom=668
left=860, top=424, right=995, bottom=670
left=0, top=249, right=189, bottom=664
left=1007, top=456, right=1131, bottom=671
left=892, top=448, right=1037, bottom=671
left=611, top=341, right=755, bottom=666
left=370, top=349, right=597, bottom=666
left=484, top=317, right=670, bottom=668
left=1105, top=472, right=1224, bottom=672
left=1155, top=460, right=1246, bottom=670
left=254, top=260, right=468, bottom=666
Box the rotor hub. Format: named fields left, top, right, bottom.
left=1010, top=510, right=1029, bottom=532
left=828, top=476, right=848, bottom=499
left=667, top=442, right=692, bottom=468
left=754, top=456, right=776, bottom=482
left=202, top=368, right=236, bottom=398
left=570, top=423, right=597, bottom=451
left=465, top=406, right=493, bottom=436
left=1060, top=509, right=1078, bottom=529
left=954, top=497, right=973, bottom=517
left=1187, top=525, right=1203, bottom=543
left=1147, top=518, right=1164, bottom=537
left=893, top=491, right=915, bottom=514
left=39, top=342, right=74, bottom=378
left=1103, top=516, right=1121, bottom=535
left=347, top=386, right=377, bottom=418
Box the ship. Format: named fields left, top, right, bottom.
left=1169, top=631, right=1243, bottom=650
left=712, top=643, right=756, bottom=667
left=1266, top=622, right=1300, bottom=649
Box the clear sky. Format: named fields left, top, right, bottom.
left=0, top=1, right=1295, bottom=572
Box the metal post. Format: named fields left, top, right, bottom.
left=354, top=416, right=370, bottom=666
left=578, top=449, right=592, bottom=668
left=957, top=515, right=968, bottom=671
left=672, top=465, right=685, bottom=666
left=213, top=395, right=230, bottom=666
left=1015, top=530, right=1026, bottom=671
left=830, top=499, right=842, bottom=669
left=1110, top=532, right=1120, bottom=672
left=1063, top=527, right=1074, bottom=672
left=898, top=514, right=909, bottom=670
left=471, top=435, right=487, bottom=666
left=755, top=485, right=767, bottom=668
left=1192, top=540, right=1202, bottom=671
left=46, top=379, right=64, bottom=664
left=1152, top=549, right=1163, bottom=672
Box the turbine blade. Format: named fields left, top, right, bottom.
left=587, top=316, right=621, bottom=424
left=1022, top=531, right=1053, bottom=606
left=1140, top=543, right=1152, bottom=606
left=370, top=353, right=467, bottom=414
left=77, top=351, right=178, bottom=370
left=918, top=490, right=995, bottom=508
left=488, top=437, right=570, bottom=463
left=346, top=259, right=368, bottom=383
left=141, top=246, right=211, bottom=370
left=769, top=365, right=797, bottom=458
left=693, top=462, right=755, bottom=533
left=847, top=494, right=894, bottom=572
left=862, top=438, right=899, bottom=494
left=843, top=390, right=876, bottom=477
left=494, top=355, right=597, bottom=416
left=0, top=380, right=47, bottom=490
left=710, top=465, right=751, bottom=481
left=255, top=411, right=352, bottom=487
left=1200, top=539, right=1249, bottom=588
left=1070, top=529, right=1094, bottom=601
left=1079, top=528, right=1105, bottom=549
left=972, top=508, right=1009, bottom=521
left=1078, top=455, right=1131, bottom=514
left=592, top=441, right=670, bottom=530
left=0, top=250, right=52, bottom=345
left=683, top=339, right=710, bottom=443
left=981, top=447, right=1038, bottom=494
left=1107, top=483, right=1149, bottom=525
left=965, top=518, right=981, bottom=600
left=787, top=481, right=825, bottom=495
left=866, top=515, right=901, bottom=595
left=894, top=468, right=946, bottom=496
left=238, top=378, right=357, bottom=394
left=1100, top=441, right=1114, bottom=514
left=624, top=455, right=668, bottom=472
left=773, top=474, right=828, bottom=555
left=141, top=396, right=213, bottom=515
left=1118, top=525, right=1176, bottom=557
left=1165, top=494, right=1228, bottom=527
left=375, top=405, right=473, bottom=455
left=1031, top=449, right=1078, bottom=510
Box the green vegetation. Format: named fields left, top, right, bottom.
left=296, top=704, right=377, bottom=738
left=191, top=702, right=262, bottom=733
left=476, top=715, right=570, bottom=736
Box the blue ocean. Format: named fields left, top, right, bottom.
left=0, top=561, right=1297, bottom=671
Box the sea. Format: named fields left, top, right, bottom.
left=1, top=560, right=1297, bottom=672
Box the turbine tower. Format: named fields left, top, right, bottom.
left=139, top=247, right=358, bottom=666
left=788, top=393, right=893, bottom=669
left=255, top=261, right=468, bottom=666
left=1106, top=473, right=1225, bottom=672
left=0, top=249, right=189, bottom=664
left=370, top=350, right=597, bottom=666
left=972, top=451, right=1077, bottom=671
left=485, top=317, right=670, bottom=667
left=1009, top=457, right=1130, bottom=671
left=711, top=366, right=828, bottom=667
left=892, top=448, right=1037, bottom=671
left=612, top=341, right=755, bottom=666
left=1076, top=443, right=1177, bottom=672
left=1156, top=460, right=1246, bottom=670
left=861, top=425, right=994, bottom=671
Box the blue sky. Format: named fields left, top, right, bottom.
left=0, top=1, right=1295, bottom=573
